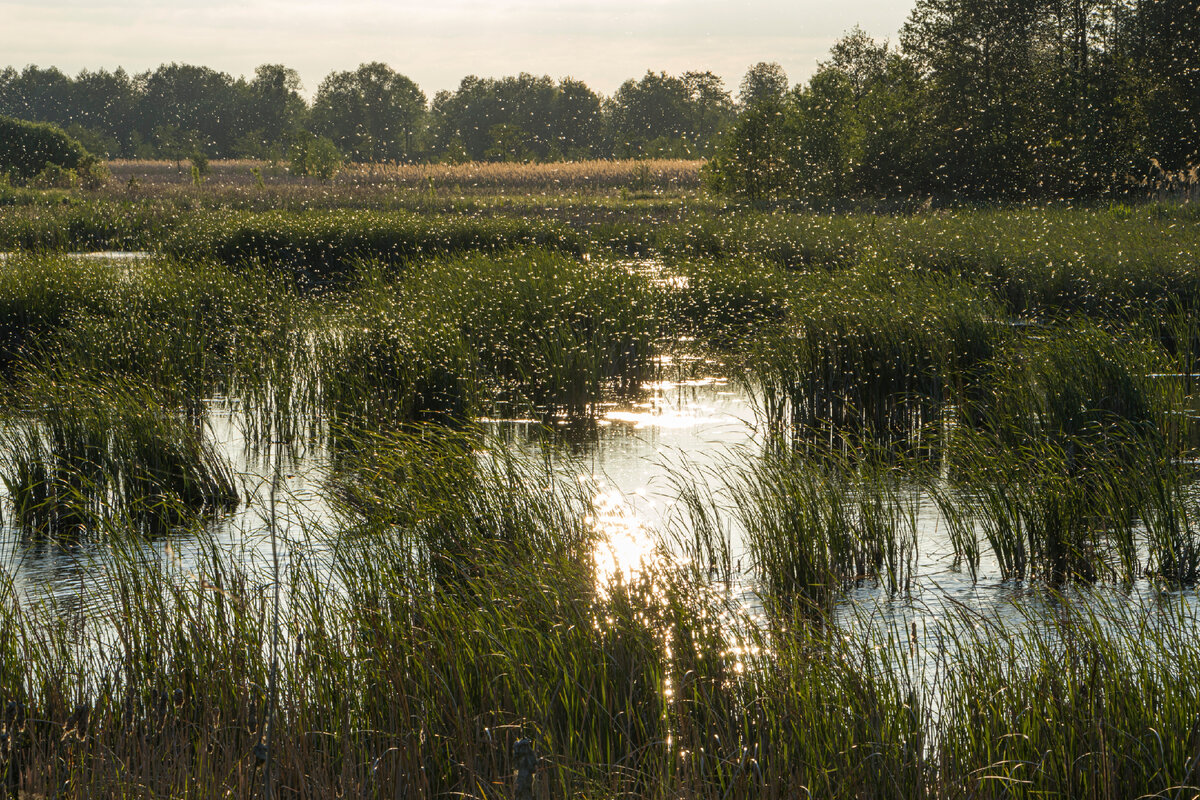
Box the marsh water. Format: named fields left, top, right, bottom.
left=4, top=354, right=1196, bottom=646
left=1, top=253, right=1198, bottom=646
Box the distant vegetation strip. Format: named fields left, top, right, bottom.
left=2, top=0, right=1195, bottom=201
left=103, top=157, right=703, bottom=190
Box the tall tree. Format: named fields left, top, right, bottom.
left=0, top=66, right=74, bottom=126
left=137, top=63, right=242, bottom=157
left=239, top=64, right=307, bottom=158
left=901, top=0, right=1046, bottom=197
left=430, top=74, right=604, bottom=161
left=738, top=62, right=789, bottom=108
left=607, top=71, right=695, bottom=157
left=683, top=70, right=735, bottom=154
left=312, top=63, right=426, bottom=161
left=1132, top=0, right=1200, bottom=171
left=550, top=78, right=605, bottom=159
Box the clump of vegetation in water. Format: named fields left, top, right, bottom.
left=163, top=208, right=582, bottom=287
left=0, top=370, right=239, bottom=534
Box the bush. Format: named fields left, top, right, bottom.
left=0, top=116, right=91, bottom=183
left=79, top=158, right=112, bottom=190
left=289, top=131, right=343, bottom=181
left=28, top=163, right=79, bottom=190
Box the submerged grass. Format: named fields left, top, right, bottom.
left=728, top=442, right=918, bottom=617
left=934, top=324, right=1198, bottom=584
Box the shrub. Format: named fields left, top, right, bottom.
left=0, top=116, right=91, bottom=182
left=289, top=131, right=343, bottom=181
left=28, top=162, right=79, bottom=190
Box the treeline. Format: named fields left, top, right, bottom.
left=708, top=0, right=1199, bottom=201
left=0, top=62, right=747, bottom=164
left=3, top=0, right=1196, bottom=200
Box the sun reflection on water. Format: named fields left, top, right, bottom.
left=586, top=485, right=661, bottom=588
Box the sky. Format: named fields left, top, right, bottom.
left=1, top=0, right=915, bottom=99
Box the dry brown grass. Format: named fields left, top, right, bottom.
left=1142, top=159, right=1200, bottom=203
left=106, top=158, right=270, bottom=186
left=341, top=158, right=702, bottom=189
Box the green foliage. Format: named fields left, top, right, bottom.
left=28, top=162, right=78, bottom=190
left=401, top=251, right=659, bottom=415
left=311, top=62, right=425, bottom=161
left=0, top=370, right=239, bottom=534
left=0, top=189, right=1198, bottom=800
left=0, top=115, right=90, bottom=182
left=728, top=444, right=916, bottom=617
left=738, top=61, right=789, bottom=107
left=287, top=130, right=342, bottom=180
left=939, top=325, right=1190, bottom=583
left=1, top=425, right=1197, bottom=797
left=430, top=73, right=611, bottom=162
left=164, top=208, right=581, bottom=285
left=188, top=149, right=209, bottom=187
left=743, top=266, right=1004, bottom=435
left=708, top=34, right=925, bottom=201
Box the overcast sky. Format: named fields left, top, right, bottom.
left=1, top=0, right=913, bottom=98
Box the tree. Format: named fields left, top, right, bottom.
left=709, top=31, right=928, bottom=202
left=607, top=71, right=694, bottom=157
left=430, top=74, right=604, bottom=161
left=1129, top=0, right=1200, bottom=171
left=821, top=26, right=889, bottom=98
left=738, top=62, right=789, bottom=108
left=683, top=70, right=735, bottom=154
left=72, top=68, right=138, bottom=155
left=312, top=63, right=426, bottom=161
left=238, top=64, right=307, bottom=159
left=901, top=0, right=1046, bottom=197
left=704, top=98, right=797, bottom=200
left=429, top=77, right=502, bottom=160
left=137, top=63, right=242, bottom=157
left=550, top=78, right=605, bottom=158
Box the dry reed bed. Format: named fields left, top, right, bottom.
left=340, top=158, right=703, bottom=189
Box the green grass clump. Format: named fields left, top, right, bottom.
left=312, top=250, right=659, bottom=428
left=727, top=444, right=917, bottom=618
left=0, top=252, right=299, bottom=412
left=872, top=206, right=1200, bottom=319
left=0, top=371, right=239, bottom=534
left=311, top=296, right=476, bottom=432
left=403, top=251, right=659, bottom=416
left=164, top=209, right=582, bottom=286
left=666, top=257, right=794, bottom=345
left=936, top=598, right=1200, bottom=798
left=939, top=325, right=1198, bottom=583
left=0, top=252, right=115, bottom=375
left=744, top=267, right=1003, bottom=437
left=0, top=200, right=173, bottom=251
left=3, top=428, right=1196, bottom=799
left=623, top=205, right=1200, bottom=323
